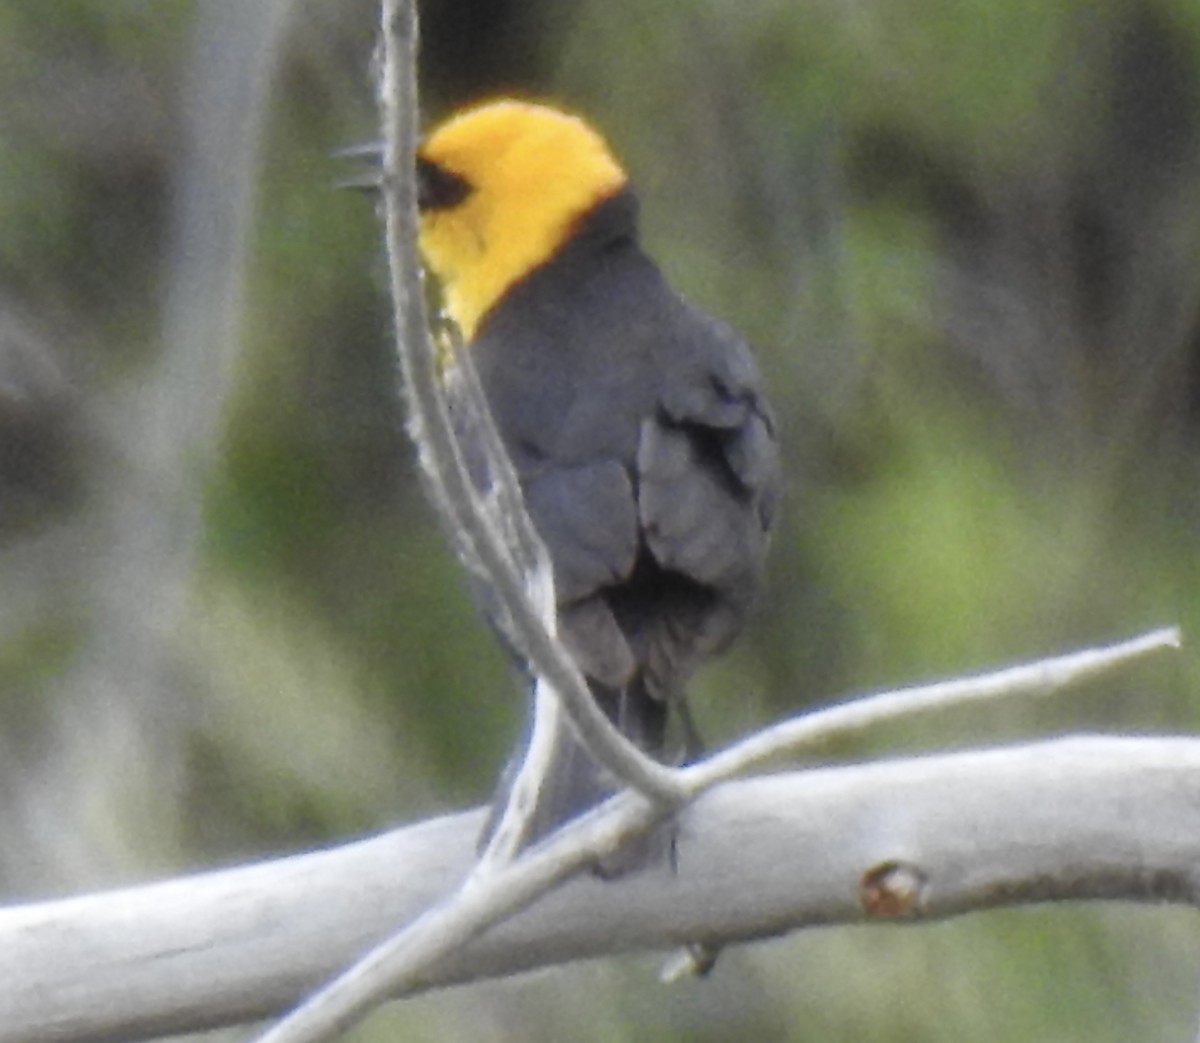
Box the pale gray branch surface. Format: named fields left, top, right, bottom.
left=3, top=736, right=1200, bottom=1043
left=252, top=627, right=1181, bottom=1043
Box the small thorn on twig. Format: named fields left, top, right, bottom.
left=331, top=141, right=385, bottom=191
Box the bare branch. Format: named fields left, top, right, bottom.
left=3, top=736, right=1200, bottom=1043
left=375, top=0, right=684, bottom=824
left=254, top=776, right=663, bottom=1043
left=251, top=623, right=1182, bottom=1041
left=688, top=625, right=1182, bottom=786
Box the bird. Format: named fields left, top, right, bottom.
left=414, top=99, right=780, bottom=855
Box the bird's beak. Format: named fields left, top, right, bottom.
left=331, top=144, right=471, bottom=212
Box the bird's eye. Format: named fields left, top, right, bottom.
left=416, top=158, right=473, bottom=212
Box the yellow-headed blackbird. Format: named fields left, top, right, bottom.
left=416, top=100, right=780, bottom=848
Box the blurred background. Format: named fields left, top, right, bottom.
left=3, top=0, right=1200, bottom=1039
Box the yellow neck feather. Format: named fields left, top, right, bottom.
left=417, top=101, right=628, bottom=339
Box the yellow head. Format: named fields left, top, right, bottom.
left=416, top=100, right=629, bottom=339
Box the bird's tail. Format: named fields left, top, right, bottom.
left=479, top=674, right=669, bottom=862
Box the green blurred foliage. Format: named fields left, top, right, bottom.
left=3, top=0, right=1200, bottom=1039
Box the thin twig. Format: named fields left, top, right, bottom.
left=440, top=325, right=547, bottom=602
left=685, top=625, right=1182, bottom=788
left=376, top=0, right=685, bottom=818
left=436, top=342, right=576, bottom=867
left=253, top=793, right=661, bottom=1043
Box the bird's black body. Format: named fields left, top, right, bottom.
left=461, top=188, right=780, bottom=841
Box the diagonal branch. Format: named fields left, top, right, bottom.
left=376, top=0, right=684, bottom=824
left=687, top=624, right=1182, bottom=786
